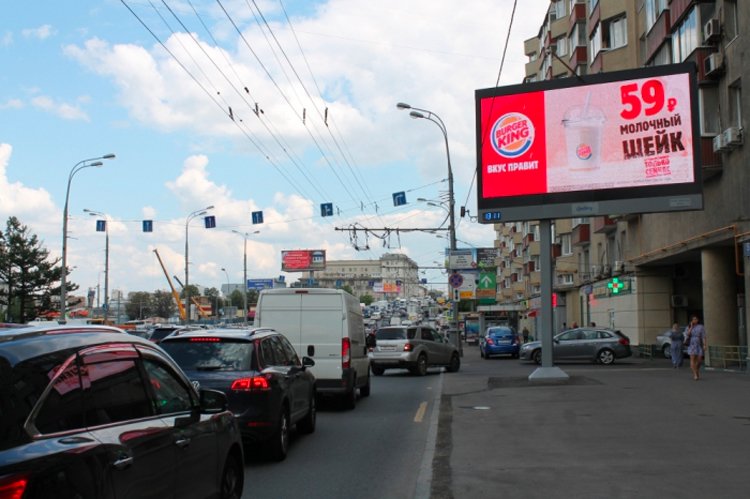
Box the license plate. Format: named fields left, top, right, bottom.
left=498, top=340, right=511, bottom=344
left=379, top=346, right=396, bottom=351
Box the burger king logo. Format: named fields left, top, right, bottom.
left=491, top=112, right=535, bottom=158
left=576, top=143, right=593, bottom=160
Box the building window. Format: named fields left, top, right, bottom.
left=572, top=217, right=588, bottom=227
left=557, top=36, right=568, bottom=57
left=725, top=1, right=739, bottom=41
left=561, top=234, right=573, bottom=256
left=606, top=16, right=628, bottom=50
left=570, top=22, right=587, bottom=49
left=559, top=273, right=574, bottom=285
left=650, top=42, right=672, bottom=66
left=590, top=22, right=602, bottom=63
left=699, top=87, right=720, bottom=135
left=587, top=0, right=598, bottom=14
left=672, top=8, right=698, bottom=63
left=645, top=0, right=668, bottom=32
left=729, top=81, right=742, bottom=129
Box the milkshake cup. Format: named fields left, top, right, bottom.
left=562, top=102, right=605, bottom=171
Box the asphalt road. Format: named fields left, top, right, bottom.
left=242, top=369, right=444, bottom=499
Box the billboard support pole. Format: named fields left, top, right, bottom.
left=529, top=219, right=569, bottom=381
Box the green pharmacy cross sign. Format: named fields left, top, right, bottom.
left=608, top=277, right=624, bottom=295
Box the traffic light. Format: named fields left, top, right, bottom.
left=608, top=277, right=624, bottom=294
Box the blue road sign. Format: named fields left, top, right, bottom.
left=142, top=220, right=153, bottom=232
left=96, top=220, right=106, bottom=232
left=448, top=272, right=464, bottom=289
left=320, top=202, right=333, bottom=217
left=252, top=211, right=264, bottom=224
left=247, top=279, right=274, bottom=290
left=392, top=191, right=406, bottom=206
left=204, top=215, right=216, bottom=228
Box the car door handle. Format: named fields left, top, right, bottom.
left=175, top=437, right=191, bottom=448
left=112, top=456, right=134, bottom=470
left=58, top=436, right=95, bottom=444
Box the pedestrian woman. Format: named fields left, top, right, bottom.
left=668, top=322, right=683, bottom=368
left=684, top=314, right=707, bottom=380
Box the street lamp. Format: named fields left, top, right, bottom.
left=185, top=205, right=214, bottom=324
left=398, top=102, right=458, bottom=332
left=220, top=267, right=231, bottom=290
left=83, top=209, right=110, bottom=319
left=232, top=230, right=260, bottom=326
left=60, top=153, right=115, bottom=323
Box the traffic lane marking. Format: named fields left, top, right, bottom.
left=414, top=401, right=428, bottom=423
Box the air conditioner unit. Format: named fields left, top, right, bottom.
left=723, top=126, right=743, bottom=147
left=591, top=265, right=601, bottom=279
left=671, top=295, right=688, bottom=308
left=713, top=133, right=730, bottom=152
left=613, top=260, right=625, bottom=275
left=704, top=52, right=724, bottom=77
left=602, top=264, right=612, bottom=277
left=704, top=18, right=721, bottom=45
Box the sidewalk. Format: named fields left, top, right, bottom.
left=432, top=352, right=750, bottom=499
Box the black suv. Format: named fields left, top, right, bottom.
left=160, top=328, right=316, bottom=461
left=0, top=324, right=244, bottom=499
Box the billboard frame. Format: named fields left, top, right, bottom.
left=475, top=62, right=703, bottom=223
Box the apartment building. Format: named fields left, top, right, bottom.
left=496, top=0, right=748, bottom=351
left=309, top=253, right=424, bottom=299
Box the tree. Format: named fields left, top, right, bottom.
left=341, top=284, right=353, bottom=295
left=204, top=287, right=222, bottom=317
left=229, top=289, right=244, bottom=309
left=152, top=290, right=176, bottom=319
left=0, top=216, right=75, bottom=323
left=179, top=284, right=201, bottom=300
left=359, top=294, right=374, bottom=306
left=126, top=291, right=153, bottom=320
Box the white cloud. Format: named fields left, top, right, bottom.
left=22, top=24, right=55, bottom=40
left=1, top=31, right=12, bottom=46
left=0, top=99, right=22, bottom=110
left=30, top=95, right=90, bottom=121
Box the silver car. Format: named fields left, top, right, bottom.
left=369, top=326, right=460, bottom=376
left=520, top=327, right=632, bottom=365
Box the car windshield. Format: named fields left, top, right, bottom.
left=376, top=327, right=416, bottom=340
left=161, top=339, right=256, bottom=371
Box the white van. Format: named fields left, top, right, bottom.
left=255, top=288, right=373, bottom=409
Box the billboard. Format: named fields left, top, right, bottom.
left=475, top=63, right=702, bottom=222
left=446, top=247, right=499, bottom=270
left=281, top=250, right=326, bottom=272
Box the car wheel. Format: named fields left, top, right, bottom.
left=532, top=349, right=542, bottom=365
left=268, top=409, right=290, bottom=461
left=360, top=373, right=371, bottom=397
left=298, top=394, right=316, bottom=434
left=342, top=382, right=357, bottom=410
left=597, top=349, right=615, bottom=365
left=411, top=354, right=428, bottom=376
left=662, top=344, right=671, bottom=359
left=371, top=365, right=385, bottom=376
left=447, top=353, right=461, bottom=372
left=219, top=452, right=243, bottom=499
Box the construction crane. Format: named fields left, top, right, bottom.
left=172, top=275, right=212, bottom=320
left=152, top=249, right=187, bottom=322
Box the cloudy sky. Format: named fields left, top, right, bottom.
left=0, top=0, right=550, bottom=299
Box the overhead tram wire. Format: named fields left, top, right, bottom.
left=259, top=0, right=377, bottom=208
left=457, top=0, right=518, bottom=232
left=120, top=0, right=310, bottom=199
left=215, top=0, right=362, bottom=208
left=157, top=0, right=328, bottom=202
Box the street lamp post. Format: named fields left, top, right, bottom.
left=397, top=102, right=459, bottom=333
left=220, top=267, right=231, bottom=319
left=184, top=205, right=214, bottom=324
left=60, top=154, right=115, bottom=323
left=83, top=209, right=110, bottom=319
left=232, top=230, right=260, bottom=326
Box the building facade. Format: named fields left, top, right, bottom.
left=497, top=0, right=748, bottom=356
left=308, top=253, right=424, bottom=299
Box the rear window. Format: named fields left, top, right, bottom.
left=375, top=327, right=417, bottom=340
left=161, top=339, right=256, bottom=371
left=487, top=327, right=514, bottom=337
left=149, top=328, right=180, bottom=342
left=0, top=348, right=78, bottom=450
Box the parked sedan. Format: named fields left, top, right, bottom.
left=655, top=328, right=688, bottom=359
left=480, top=326, right=520, bottom=359
left=520, top=327, right=632, bottom=365
left=160, top=327, right=316, bottom=461
left=0, top=324, right=244, bottom=499
left=369, top=325, right=460, bottom=376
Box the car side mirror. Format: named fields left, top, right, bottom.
left=366, top=334, right=377, bottom=348
left=199, top=388, right=228, bottom=414
left=302, top=356, right=315, bottom=367
left=307, top=345, right=315, bottom=356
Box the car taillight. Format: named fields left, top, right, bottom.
left=342, top=337, right=351, bottom=369
left=618, top=337, right=630, bottom=346
left=231, top=376, right=270, bottom=391
left=189, top=337, right=221, bottom=342
left=486, top=338, right=495, bottom=345
left=403, top=343, right=413, bottom=352
left=0, top=474, right=28, bottom=499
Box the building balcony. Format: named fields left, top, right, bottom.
left=529, top=271, right=541, bottom=286
left=568, top=46, right=588, bottom=68
left=592, top=216, right=617, bottom=234
left=644, top=8, right=670, bottom=63
left=527, top=240, right=540, bottom=256
left=568, top=3, right=586, bottom=32
left=572, top=223, right=590, bottom=246
left=512, top=280, right=526, bottom=294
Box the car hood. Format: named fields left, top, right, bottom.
left=522, top=340, right=542, bottom=349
